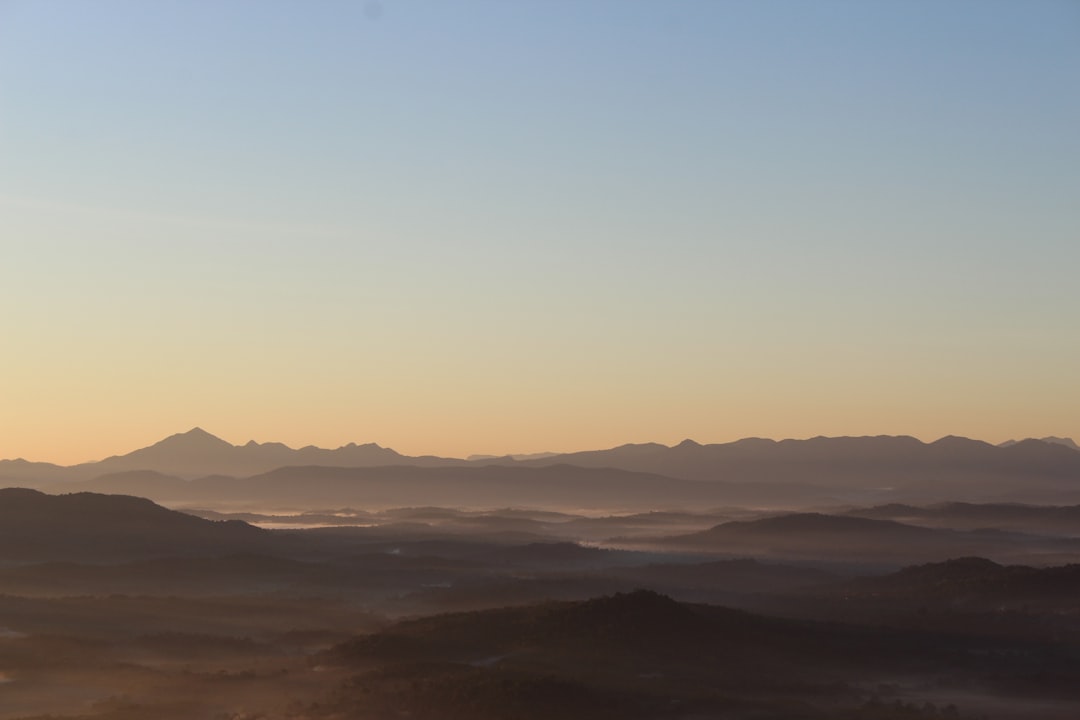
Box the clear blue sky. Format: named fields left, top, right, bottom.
left=1, top=0, right=1078, bottom=462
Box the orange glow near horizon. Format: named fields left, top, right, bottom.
left=4, top=401, right=1075, bottom=468
left=1, top=3, right=1076, bottom=467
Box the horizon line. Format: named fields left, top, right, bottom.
left=3, top=427, right=1076, bottom=467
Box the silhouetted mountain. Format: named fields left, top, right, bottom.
left=999, top=436, right=1080, bottom=451
left=649, top=512, right=1066, bottom=565
left=64, top=463, right=837, bottom=511
left=0, top=488, right=269, bottom=562
left=0, top=428, right=466, bottom=484
left=516, top=435, right=1080, bottom=504
left=663, top=512, right=937, bottom=545
left=5, top=431, right=1080, bottom=507
left=467, top=451, right=560, bottom=462
left=846, top=501, right=1080, bottom=536
left=324, top=589, right=785, bottom=669
left=60, top=469, right=192, bottom=499
left=317, top=590, right=1072, bottom=719
left=0, top=457, right=70, bottom=488
left=79, top=427, right=459, bottom=479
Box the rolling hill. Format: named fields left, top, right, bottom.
left=648, top=512, right=1079, bottom=566
left=0, top=488, right=269, bottom=562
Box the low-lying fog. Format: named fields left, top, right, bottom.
left=3, top=490, right=1080, bottom=718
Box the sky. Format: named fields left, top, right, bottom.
left=1, top=0, right=1078, bottom=464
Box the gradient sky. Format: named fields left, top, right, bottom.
left=2, top=0, right=1078, bottom=464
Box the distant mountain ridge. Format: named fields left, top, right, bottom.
left=3, top=429, right=1080, bottom=507
left=845, top=502, right=1080, bottom=536
left=649, top=512, right=1078, bottom=566
left=0, top=427, right=465, bottom=483
left=51, top=464, right=835, bottom=512
left=998, top=436, right=1080, bottom=451
left=514, top=435, right=1080, bottom=503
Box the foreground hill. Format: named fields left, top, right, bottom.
left=313, top=590, right=1077, bottom=719
left=780, top=557, right=1080, bottom=647
left=318, top=590, right=856, bottom=719
left=826, top=556, right=1080, bottom=611
left=0, top=488, right=268, bottom=562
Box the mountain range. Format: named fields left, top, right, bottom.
left=3, top=428, right=1080, bottom=508
left=999, top=436, right=1080, bottom=451
left=0, top=427, right=459, bottom=483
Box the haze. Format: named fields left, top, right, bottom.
left=5, top=429, right=1080, bottom=718
left=1, top=1, right=1077, bottom=464
left=4, top=6, right=1080, bottom=717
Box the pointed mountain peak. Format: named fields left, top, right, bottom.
left=675, top=438, right=702, bottom=449
left=183, top=426, right=217, bottom=438
left=152, top=427, right=233, bottom=449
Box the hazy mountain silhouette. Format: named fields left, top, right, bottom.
left=323, top=589, right=796, bottom=672
left=86, top=427, right=459, bottom=479
left=0, top=488, right=268, bottom=562
left=60, top=469, right=192, bottom=498
left=999, top=436, right=1080, bottom=451
left=845, top=501, right=1080, bottom=536
left=0, top=457, right=71, bottom=488
left=0, top=428, right=465, bottom=485
left=659, top=512, right=940, bottom=546
left=515, top=435, right=1080, bottom=503
left=467, top=452, right=560, bottom=462
left=63, top=464, right=836, bottom=511
left=5, top=430, right=1080, bottom=506
left=650, top=512, right=1070, bottom=565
